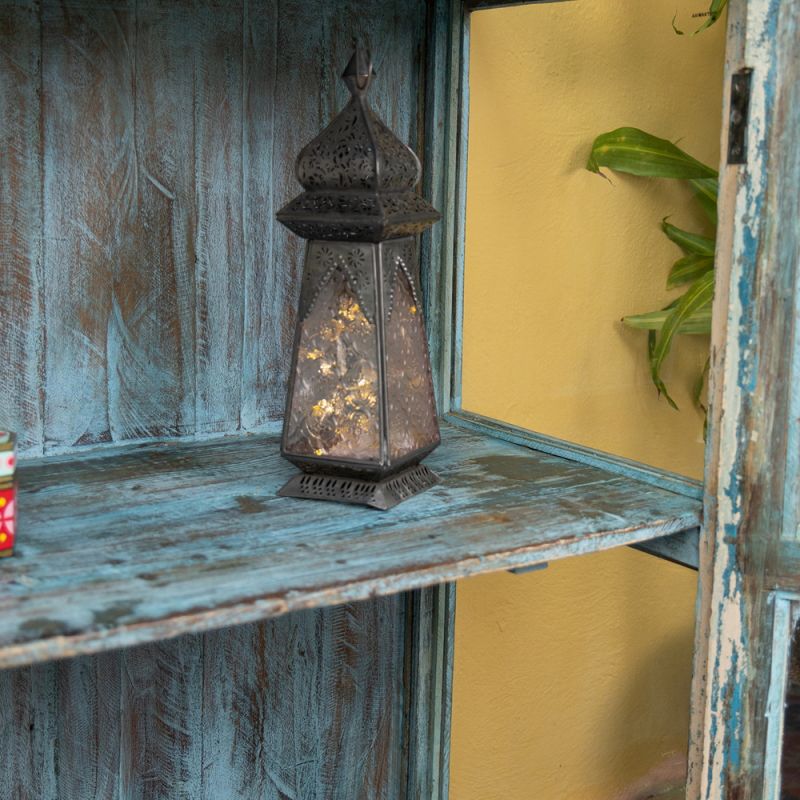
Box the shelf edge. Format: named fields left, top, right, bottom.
left=0, top=510, right=699, bottom=670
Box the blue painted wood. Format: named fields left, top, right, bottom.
left=761, top=593, right=798, bottom=800
left=41, top=3, right=126, bottom=450
left=687, top=0, right=800, bottom=796
left=449, top=8, right=470, bottom=414
left=0, top=597, right=410, bottom=799
left=113, top=1, right=197, bottom=443
left=0, top=0, right=428, bottom=456
left=56, top=652, right=121, bottom=800
left=0, top=5, right=454, bottom=799
left=121, top=638, right=204, bottom=800
left=0, top=1, right=43, bottom=455
left=0, top=422, right=700, bottom=668
left=403, top=584, right=456, bottom=800
left=421, top=0, right=466, bottom=415
left=447, top=409, right=704, bottom=499
left=0, top=661, right=58, bottom=798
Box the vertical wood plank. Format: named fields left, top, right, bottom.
left=200, top=623, right=270, bottom=799
left=41, top=1, right=133, bottom=451
left=107, top=0, right=197, bottom=440
left=55, top=653, right=121, bottom=800
left=193, top=1, right=244, bottom=435
left=242, top=0, right=329, bottom=432
left=119, top=637, right=203, bottom=800
left=688, top=0, right=800, bottom=796
left=0, top=662, right=58, bottom=800
left=239, top=0, right=280, bottom=428
left=0, top=2, right=43, bottom=454
left=202, top=601, right=406, bottom=800
left=261, top=600, right=405, bottom=800
left=421, top=0, right=465, bottom=415
left=401, top=584, right=456, bottom=800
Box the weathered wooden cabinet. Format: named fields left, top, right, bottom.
left=0, top=0, right=795, bottom=797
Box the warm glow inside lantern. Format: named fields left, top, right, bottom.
left=276, top=47, right=441, bottom=510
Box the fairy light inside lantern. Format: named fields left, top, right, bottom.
left=276, top=47, right=441, bottom=510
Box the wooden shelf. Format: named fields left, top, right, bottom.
left=0, top=422, right=701, bottom=668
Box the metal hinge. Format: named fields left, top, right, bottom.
left=727, top=68, right=753, bottom=164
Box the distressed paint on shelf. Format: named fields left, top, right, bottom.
left=447, top=411, right=704, bottom=499
left=0, top=422, right=701, bottom=669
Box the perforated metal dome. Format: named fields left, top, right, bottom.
left=277, top=47, right=441, bottom=242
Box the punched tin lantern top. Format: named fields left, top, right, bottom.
left=276, top=47, right=441, bottom=243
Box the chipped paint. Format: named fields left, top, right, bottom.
left=689, top=0, right=800, bottom=796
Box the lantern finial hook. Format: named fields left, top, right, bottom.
left=342, top=44, right=374, bottom=96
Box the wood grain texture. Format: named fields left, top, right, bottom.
left=120, top=637, right=204, bottom=800
left=0, top=661, right=58, bottom=800
left=56, top=652, right=121, bottom=800
left=401, top=584, right=455, bottom=800
left=109, top=0, right=197, bottom=441
left=41, top=2, right=129, bottom=450
left=687, top=0, right=800, bottom=796
left=447, top=410, right=704, bottom=498
left=421, top=0, right=465, bottom=415
left=192, top=2, right=244, bottom=435
left=0, top=422, right=700, bottom=668
left=0, top=1, right=43, bottom=454
left=0, top=0, right=429, bottom=455
left=0, top=597, right=409, bottom=799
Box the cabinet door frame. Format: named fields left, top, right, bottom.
left=687, top=0, right=800, bottom=797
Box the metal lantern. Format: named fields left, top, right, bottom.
left=276, top=47, right=441, bottom=510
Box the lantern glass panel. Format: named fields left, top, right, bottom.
left=284, top=268, right=380, bottom=462
left=386, top=268, right=439, bottom=461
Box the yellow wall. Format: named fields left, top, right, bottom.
left=451, top=2, right=726, bottom=798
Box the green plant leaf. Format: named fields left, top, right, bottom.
left=693, top=357, right=711, bottom=410
left=650, top=271, right=715, bottom=388
left=667, top=255, right=714, bottom=288
left=673, top=0, right=729, bottom=35
left=662, top=220, right=716, bottom=256
left=689, top=177, right=719, bottom=224
left=648, top=329, right=678, bottom=409
left=623, top=306, right=712, bottom=334
left=587, top=128, right=718, bottom=179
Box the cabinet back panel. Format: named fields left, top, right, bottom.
left=0, top=0, right=428, bottom=456
left=0, top=597, right=407, bottom=800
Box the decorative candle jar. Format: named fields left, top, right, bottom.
left=276, top=48, right=441, bottom=510
left=0, top=432, right=16, bottom=557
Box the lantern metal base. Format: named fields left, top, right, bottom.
left=278, top=464, right=440, bottom=511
